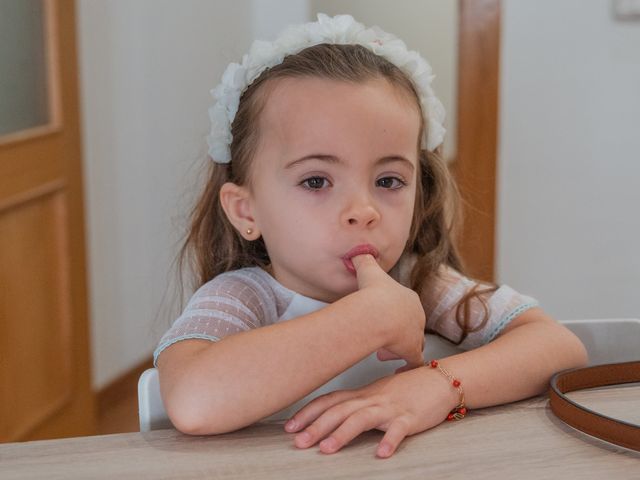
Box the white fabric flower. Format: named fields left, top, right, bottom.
left=206, top=13, right=446, bottom=163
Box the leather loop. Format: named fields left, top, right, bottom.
left=549, top=361, right=640, bottom=451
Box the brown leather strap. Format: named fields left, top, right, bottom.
left=548, top=361, right=640, bottom=451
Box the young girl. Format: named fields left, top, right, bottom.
left=155, top=14, right=587, bottom=459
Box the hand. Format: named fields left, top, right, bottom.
left=284, top=366, right=458, bottom=458
left=375, top=348, right=415, bottom=374
left=352, top=254, right=426, bottom=371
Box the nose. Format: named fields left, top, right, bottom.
left=340, top=190, right=381, bottom=228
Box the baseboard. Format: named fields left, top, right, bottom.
left=97, top=357, right=153, bottom=414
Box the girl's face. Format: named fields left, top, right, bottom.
left=247, top=76, right=421, bottom=303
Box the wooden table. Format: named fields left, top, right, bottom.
left=2, top=386, right=639, bottom=479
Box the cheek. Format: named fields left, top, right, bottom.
left=382, top=186, right=416, bottom=218
left=256, top=192, right=327, bottom=240
left=388, top=188, right=418, bottom=240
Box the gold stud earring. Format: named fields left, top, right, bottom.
left=246, top=228, right=253, bottom=235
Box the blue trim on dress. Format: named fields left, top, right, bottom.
left=153, top=334, right=220, bottom=367
left=484, top=301, right=540, bottom=343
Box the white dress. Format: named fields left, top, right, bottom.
left=154, top=261, right=538, bottom=421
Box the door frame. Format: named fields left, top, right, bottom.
left=453, top=0, right=500, bottom=283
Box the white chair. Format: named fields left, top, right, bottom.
left=559, top=318, right=639, bottom=366
left=138, top=318, right=640, bottom=431
left=138, top=368, right=174, bottom=432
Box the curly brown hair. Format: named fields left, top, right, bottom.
left=178, top=43, right=496, bottom=345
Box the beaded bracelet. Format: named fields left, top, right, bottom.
left=427, top=360, right=467, bottom=421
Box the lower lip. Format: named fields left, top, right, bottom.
left=342, top=245, right=379, bottom=275
left=343, top=258, right=357, bottom=275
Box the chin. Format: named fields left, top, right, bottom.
left=307, top=281, right=353, bottom=303
left=328, top=280, right=359, bottom=301
left=300, top=267, right=359, bottom=302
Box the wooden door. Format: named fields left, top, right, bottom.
left=0, top=0, right=95, bottom=441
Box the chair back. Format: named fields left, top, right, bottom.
left=561, top=318, right=640, bottom=366
left=138, top=368, right=173, bottom=432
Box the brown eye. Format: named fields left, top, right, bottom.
left=376, top=177, right=405, bottom=189
left=301, top=176, right=329, bottom=189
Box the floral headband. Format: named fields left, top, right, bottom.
left=207, top=13, right=446, bottom=164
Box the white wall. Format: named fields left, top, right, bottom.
left=498, top=0, right=640, bottom=320
left=78, top=0, right=309, bottom=389
left=252, top=0, right=310, bottom=39
left=310, top=0, right=458, bottom=160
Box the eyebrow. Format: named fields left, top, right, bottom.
left=285, top=154, right=415, bottom=172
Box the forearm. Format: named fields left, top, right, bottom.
left=437, top=308, right=588, bottom=409
left=158, top=291, right=385, bottom=434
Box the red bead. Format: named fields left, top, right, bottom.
left=430, top=360, right=439, bottom=368
left=447, top=413, right=455, bottom=421
left=459, top=408, right=467, bottom=415
left=453, top=379, right=461, bottom=387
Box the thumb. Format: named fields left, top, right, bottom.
left=351, top=254, right=384, bottom=289
left=376, top=348, right=401, bottom=361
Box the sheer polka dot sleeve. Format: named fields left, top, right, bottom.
left=153, top=270, right=278, bottom=366
left=422, top=265, right=539, bottom=350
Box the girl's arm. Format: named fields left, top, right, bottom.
left=285, top=307, right=587, bottom=458
left=431, top=307, right=588, bottom=408
left=157, top=255, right=425, bottom=435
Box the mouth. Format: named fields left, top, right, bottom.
left=342, top=244, right=380, bottom=275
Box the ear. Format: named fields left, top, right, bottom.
left=219, top=182, right=260, bottom=241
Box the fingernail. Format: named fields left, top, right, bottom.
left=297, top=431, right=311, bottom=444
left=285, top=419, right=298, bottom=432
left=377, top=443, right=392, bottom=457
left=320, top=437, right=337, bottom=452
